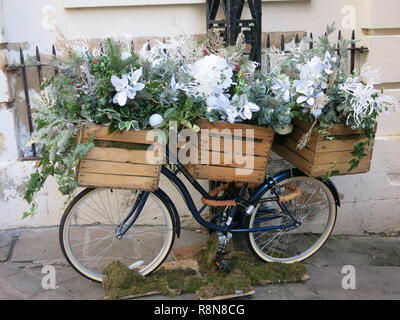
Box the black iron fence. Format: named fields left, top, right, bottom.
left=7, top=30, right=368, bottom=160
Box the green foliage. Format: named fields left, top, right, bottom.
left=102, top=237, right=306, bottom=300
left=162, top=96, right=206, bottom=132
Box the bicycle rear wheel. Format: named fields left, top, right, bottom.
left=246, top=176, right=337, bottom=263
left=60, top=188, right=175, bottom=282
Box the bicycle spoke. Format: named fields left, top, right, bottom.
left=62, top=188, right=175, bottom=281
left=248, top=176, right=336, bottom=263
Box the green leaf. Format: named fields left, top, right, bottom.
left=164, top=108, right=176, bottom=119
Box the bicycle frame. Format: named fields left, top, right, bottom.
left=117, top=156, right=303, bottom=238
left=160, top=164, right=298, bottom=234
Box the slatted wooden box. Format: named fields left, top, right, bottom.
left=185, top=119, right=275, bottom=184
left=76, top=124, right=162, bottom=190
left=272, top=119, right=374, bottom=177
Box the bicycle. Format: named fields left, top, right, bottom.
left=60, top=148, right=340, bottom=282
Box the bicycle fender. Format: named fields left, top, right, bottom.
left=153, top=188, right=181, bottom=238
left=275, top=168, right=341, bottom=207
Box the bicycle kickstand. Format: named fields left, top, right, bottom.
left=213, top=232, right=232, bottom=273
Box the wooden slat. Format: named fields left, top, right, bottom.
left=315, top=150, right=372, bottom=165
left=84, top=147, right=162, bottom=165
left=272, top=143, right=314, bottom=175
left=293, top=119, right=362, bottom=136
left=77, top=173, right=158, bottom=190
left=80, top=124, right=157, bottom=144
left=78, top=160, right=160, bottom=177
left=316, top=137, right=369, bottom=153
left=196, top=151, right=268, bottom=170
left=199, top=135, right=271, bottom=156
left=188, top=165, right=266, bottom=184
left=272, top=143, right=372, bottom=177
left=288, top=125, right=319, bottom=149
left=196, top=118, right=274, bottom=140
left=276, top=136, right=316, bottom=163
left=311, top=157, right=372, bottom=177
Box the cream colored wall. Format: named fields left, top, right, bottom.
left=0, top=0, right=399, bottom=234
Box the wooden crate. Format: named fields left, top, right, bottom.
left=76, top=124, right=162, bottom=190
left=185, top=119, right=275, bottom=184
left=272, top=119, right=374, bottom=177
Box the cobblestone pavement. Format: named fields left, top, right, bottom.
left=0, top=227, right=399, bottom=300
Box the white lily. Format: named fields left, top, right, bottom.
left=111, top=68, right=145, bottom=106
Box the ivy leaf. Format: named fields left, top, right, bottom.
left=348, top=159, right=360, bottom=172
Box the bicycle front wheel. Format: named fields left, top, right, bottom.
left=246, top=176, right=337, bottom=263
left=60, top=188, right=175, bottom=282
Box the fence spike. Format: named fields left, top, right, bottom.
left=147, top=40, right=151, bottom=51
left=162, top=38, right=167, bottom=53
left=337, top=30, right=342, bottom=57
left=266, top=34, right=271, bottom=49
left=295, top=34, right=300, bottom=46
left=35, top=46, right=43, bottom=85
left=52, top=45, right=58, bottom=75
left=309, top=32, right=314, bottom=49
left=20, top=47, right=37, bottom=157
left=280, top=34, right=285, bottom=51
left=350, top=30, right=356, bottom=73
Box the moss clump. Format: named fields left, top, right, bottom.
left=103, top=237, right=307, bottom=300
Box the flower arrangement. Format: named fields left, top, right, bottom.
left=23, top=32, right=283, bottom=217
left=262, top=25, right=399, bottom=172
left=23, top=25, right=399, bottom=216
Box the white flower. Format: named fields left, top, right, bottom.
left=296, top=53, right=335, bottom=90
left=121, top=51, right=132, bottom=61
left=185, top=54, right=233, bottom=97
left=127, top=68, right=145, bottom=91
left=207, top=93, right=259, bottom=123
left=111, top=68, right=145, bottom=106
left=225, top=107, right=240, bottom=124
left=294, top=79, right=317, bottom=106
left=206, top=94, right=239, bottom=123
left=206, top=93, right=231, bottom=113
left=271, top=75, right=292, bottom=102
left=237, top=94, right=260, bottom=120
left=170, top=75, right=182, bottom=94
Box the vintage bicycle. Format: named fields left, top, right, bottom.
left=59, top=142, right=340, bottom=282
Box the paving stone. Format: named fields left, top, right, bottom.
left=253, top=283, right=321, bottom=300
left=305, top=236, right=400, bottom=267
left=0, top=263, right=26, bottom=278
left=6, top=271, right=44, bottom=298
left=11, top=228, right=66, bottom=264
left=61, top=277, right=105, bottom=300
left=31, top=288, right=77, bottom=300
left=0, top=282, right=27, bottom=300
left=0, top=231, right=15, bottom=262
left=173, top=229, right=209, bottom=249
left=0, top=228, right=399, bottom=300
